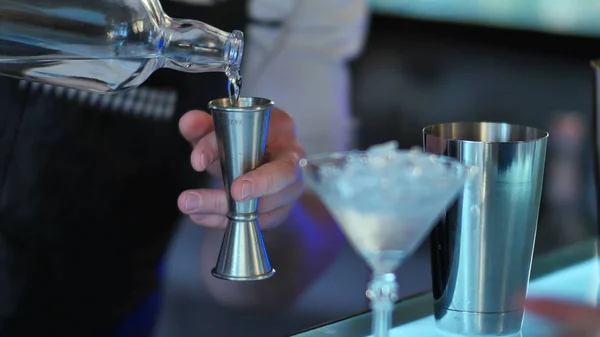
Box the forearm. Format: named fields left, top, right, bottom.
left=199, top=191, right=344, bottom=311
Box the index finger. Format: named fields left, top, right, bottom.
left=179, top=110, right=215, bottom=145
left=230, top=151, right=302, bottom=201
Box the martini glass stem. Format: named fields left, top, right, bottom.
left=367, top=272, right=398, bottom=337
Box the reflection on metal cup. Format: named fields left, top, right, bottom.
left=423, top=122, right=549, bottom=336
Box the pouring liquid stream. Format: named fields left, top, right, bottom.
left=227, top=71, right=242, bottom=106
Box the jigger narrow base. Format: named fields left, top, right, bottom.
left=211, top=269, right=276, bottom=282
left=211, top=220, right=275, bottom=282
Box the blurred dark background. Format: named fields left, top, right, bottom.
left=155, top=5, right=600, bottom=337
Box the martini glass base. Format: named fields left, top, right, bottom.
left=211, top=269, right=276, bottom=282
left=367, top=272, right=399, bottom=337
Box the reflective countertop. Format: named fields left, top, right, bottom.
left=292, top=238, right=600, bottom=337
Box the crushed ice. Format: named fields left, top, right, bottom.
left=314, top=141, right=469, bottom=212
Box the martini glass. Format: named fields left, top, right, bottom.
left=300, top=142, right=473, bottom=337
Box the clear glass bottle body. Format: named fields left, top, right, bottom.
left=0, top=0, right=244, bottom=93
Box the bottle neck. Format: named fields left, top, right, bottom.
left=161, top=17, right=243, bottom=75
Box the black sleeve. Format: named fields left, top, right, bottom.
left=0, top=74, right=205, bottom=336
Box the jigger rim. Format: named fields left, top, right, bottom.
left=591, top=58, right=600, bottom=68
left=208, top=97, right=274, bottom=112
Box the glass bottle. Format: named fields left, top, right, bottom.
left=0, top=0, right=244, bottom=94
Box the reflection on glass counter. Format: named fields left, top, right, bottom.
left=293, top=238, right=600, bottom=336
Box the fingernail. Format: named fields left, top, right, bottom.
left=200, top=153, right=207, bottom=170
left=184, top=193, right=201, bottom=212
left=241, top=180, right=253, bottom=200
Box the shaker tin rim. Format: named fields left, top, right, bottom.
left=422, top=121, right=549, bottom=144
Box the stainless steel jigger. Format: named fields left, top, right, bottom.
left=208, top=97, right=276, bottom=281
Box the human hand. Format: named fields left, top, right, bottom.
left=177, top=107, right=306, bottom=229
left=526, top=298, right=600, bottom=337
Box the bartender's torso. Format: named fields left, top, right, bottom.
left=0, top=1, right=247, bottom=336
